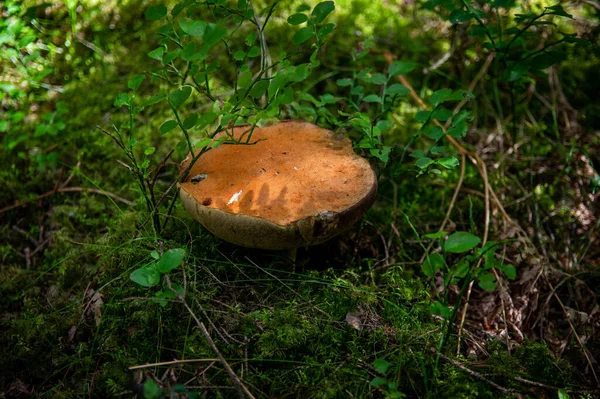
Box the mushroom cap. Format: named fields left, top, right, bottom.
left=179, top=120, right=377, bottom=250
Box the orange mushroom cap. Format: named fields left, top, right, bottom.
left=179, top=120, right=377, bottom=250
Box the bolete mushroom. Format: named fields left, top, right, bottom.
left=179, top=120, right=377, bottom=250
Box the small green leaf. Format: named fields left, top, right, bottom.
left=251, top=80, right=270, bottom=98
left=366, top=73, right=387, bottom=85
left=430, top=89, right=452, bottom=107
left=445, top=232, right=481, bottom=253
left=183, top=114, right=198, bottom=130
left=127, top=74, right=145, bottom=91
left=180, top=19, right=207, bottom=37
left=287, top=13, right=308, bottom=25
left=317, top=23, right=335, bottom=39
left=370, top=377, right=387, bottom=387
left=144, top=146, right=156, bottom=156
left=114, top=93, right=129, bottom=107
left=415, top=110, right=431, bottom=123
left=363, top=94, right=382, bottom=103
left=423, top=231, right=447, bottom=239
left=387, top=83, right=410, bottom=96
left=160, top=120, right=178, bottom=135
left=429, top=301, right=452, bottom=318
left=148, top=47, right=164, bottom=61
left=373, top=359, right=390, bottom=374
left=499, top=264, right=517, bottom=280
left=150, top=251, right=159, bottom=259
left=311, top=1, right=335, bottom=24
left=416, top=157, right=433, bottom=169
left=145, top=4, right=167, bottom=21
left=432, top=107, right=452, bottom=121
left=197, top=111, right=217, bottom=129
left=141, top=93, right=166, bottom=107
left=427, top=126, right=445, bottom=140
left=292, top=27, right=313, bottom=45
left=389, top=61, right=416, bottom=76
left=336, top=78, right=352, bottom=87
left=545, top=4, right=572, bottom=19
left=245, top=32, right=257, bottom=45
left=157, top=248, right=186, bottom=273
left=247, top=46, right=261, bottom=58
left=130, top=264, right=160, bottom=287
left=143, top=379, right=161, bottom=399
left=203, top=24, right=227, bottom=46
left=422, top=253, right=444, bottom=277
left=437, top=156, right=459, bottom=169
left=478, top=273, right=497, bottom=291
left=169, top=87, right=192, bottom=108
left=233, top=50, right=246, bottom=61
left=163, top=49, right=181, bottom=65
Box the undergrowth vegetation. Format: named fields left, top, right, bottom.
left=1, top=0, right=599, bottom=398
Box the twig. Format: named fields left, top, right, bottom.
left=129, top=358, right=219, bottom=370
left=164, top=275, right=255, bottom=399
left=434, top=350, right=516, bottom=396
left=543, top=275, right=599, bottom=386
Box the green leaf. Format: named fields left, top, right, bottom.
left=387, top=83, right=410, bottom=96
left=478, top=273, right=497, bottom=291
left=336, top=78, right=352, bottom=87
left=130, top=264, right=160, bottom=287
left=423, top=231, right=447, bottom=239
left=160, top=120, right=178, bottom=135
left=545, top=4, right=572, bottom=19
left=145, top=4, right=167, bottom=21
left=422, top=253, right=444, bottom=277
left=180, top=19, right=207, bottom=36
left=157, top=248, right=186, bottom=273
left=317, top=23, right=335, bottom=39
left=370, top=377, right=387, bottom=387
left=251, top=80, right=270, bottom=98
left=245, top=32, right=257, bottom=45
left=437, top=156, right=459, bottom=169
left=445, top=232, right=481, bottom=253
left=374, top=359, right=390, bottom=374
left=0, top=120, right=8, bottom=132
left=432, top=107, right=452, bottom=121
left=114, top=93, right=129, bottom=107
left=150, top=251, right=160, bottom=259
left=183, top=114, right=198, bottom=130
left=311, top=1, right=335, bottom=24
left=197, top=111, right=217, bottom=129
left=415, top=110, right=431, bottom=123
left=163, top=49, right=181, bottom=65
left=508, top=62, right=530, bottom=82
left=143, top=379, right=161, bottom=399
left=292, top=27, right=313, bottom=45
left=148, top=47, right=164, bottom=61
left=429, top=301, right=452, bottom=318
left=287, top=13, right=308, bottom=25
left=247, top=46, right=261, bottom=58
left=363, top=94, right=382, bottom=103
left=370, top=146, right=391, bottom=164
left=141, top=93, right=166, bottom=107
left=127, top=74, right=145, bottom=91
left=427, top=126, right=445, bottom=140
left=389, top=61, right=416, bottom=76
left=203, top=24, right=227, bottom=46
left=144, top=146, right=156, bottom=156
left=430, top=89, right=452, bottom=107
left=169, top=87, right=192, bottom=108
left=367, top=73, right=387, bottom=85
left=416, top=157, right=433, bottom=169
left=181, top=42, right=197, bottom=61
left=499, top=264, right=517, bottom=280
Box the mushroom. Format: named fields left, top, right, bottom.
left=179, top=120, right=377, bottom=250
